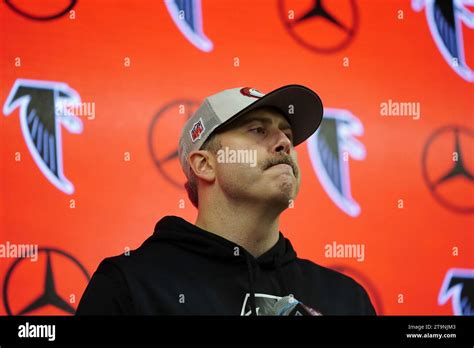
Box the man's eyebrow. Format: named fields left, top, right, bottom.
left=235, top=115, right=291, bottom=130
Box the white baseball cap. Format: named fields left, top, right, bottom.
left=178, top=84, right=324, bottom=179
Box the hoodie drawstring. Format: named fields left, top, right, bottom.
left=245, top=254, right=257, bottom=316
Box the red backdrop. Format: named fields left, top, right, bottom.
left=1, top=0, right=473, bottom=316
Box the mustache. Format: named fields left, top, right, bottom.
left=263, top=155, right=298, bottom=177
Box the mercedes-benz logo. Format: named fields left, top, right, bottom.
left=278, top=0, right=359, bottom=53
left=5, top=0, right=77, bottom=21
left=422, top=125, right=474, bottom=214
left=2, top=247, right=90, bottom=315
left=148, top=99, right=199, bottom=188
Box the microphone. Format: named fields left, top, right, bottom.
left=271, top=296, right=322, bottom=316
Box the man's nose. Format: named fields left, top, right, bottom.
left=271, top=130, right=291, bottom=155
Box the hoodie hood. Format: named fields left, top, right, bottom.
left=148, top=215, right=298, bottom=315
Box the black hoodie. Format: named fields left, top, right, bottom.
left=76, top=216, right=376, bottom=315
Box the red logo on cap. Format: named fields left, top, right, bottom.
left=240, top=87, right=264, bottom=98
left=190, top=118, right=205, bottom=143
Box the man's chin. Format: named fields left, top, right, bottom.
left=262, top=190, right=296, bottom=210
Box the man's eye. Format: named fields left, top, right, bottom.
left=250, top=127, right=265, bottom=134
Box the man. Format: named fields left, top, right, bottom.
left=76, top=85, right=376, bottom=315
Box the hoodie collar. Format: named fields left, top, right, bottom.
left=149, top=215, right=297, bottom=268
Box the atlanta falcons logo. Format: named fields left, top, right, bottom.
left=412, top=0, right=474, bottom=82
left=3, top=79, right=83, bottom=194
left=438, top=268, right=474, bottom=315
left=307, top=108, right=366, bottom=217
left=164, top=0, right=213, bottom=52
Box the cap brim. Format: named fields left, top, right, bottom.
left=215, top=84, right=324, bottom=146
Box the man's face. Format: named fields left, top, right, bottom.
left=212, top=106, right=301, bottom=209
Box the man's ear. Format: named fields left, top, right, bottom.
left=188, top=150, right=216, bottom=183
